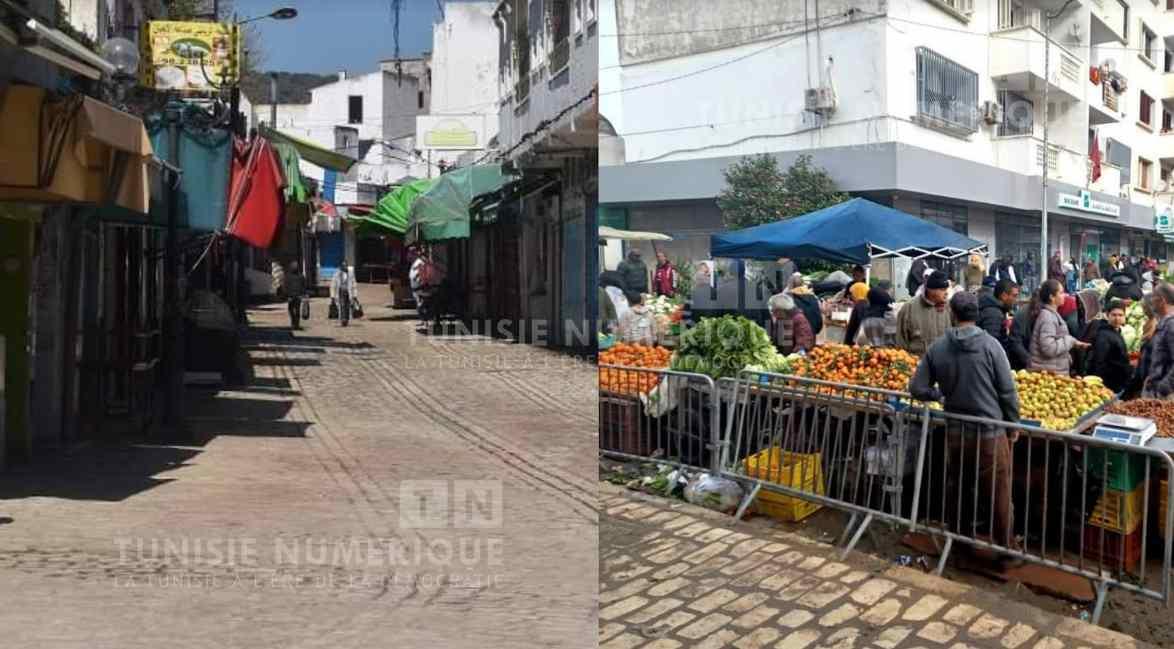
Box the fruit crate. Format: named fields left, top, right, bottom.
left=1082, top=524, right=1143, bottom=572
left=1087, top=481, right=1146, bottom=534
left=1086, top=447, right=1148, bottom=492
left=599, top=395, right=648, bottom=456
left=743, top=448, right=824, bottom=522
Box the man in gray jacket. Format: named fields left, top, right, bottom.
left=910, top=292, right=1022, bottom=563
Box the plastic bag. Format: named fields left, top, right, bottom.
left=641, top=374, right=681, bottom=418
left=683, top=474, right=744, bottom=513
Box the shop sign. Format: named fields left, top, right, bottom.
left=415, top=115, right=487, bottom=151
left=139, top=21, right=239, bottom=92
left=1057, top=190, right=1120, bottom=218
left=1157, top=204, right=1174, bottom=234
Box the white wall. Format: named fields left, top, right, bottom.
left=431, top=3, right=499, bottom=118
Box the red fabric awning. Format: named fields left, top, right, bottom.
left=227, top=136, right=286, bottom=248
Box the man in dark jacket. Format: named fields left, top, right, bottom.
left=1104, top=271, right=1143, bottom=306
left=907, top=258, right=928, bottom=296
left=977, top=279, right=1024, bottom=369
left=1009, top=301, right=1035, bottom=372
left=910, top=292, right=1021, bottom=559
left=617, top=249, right=649, bottom=294
left=1086, top=300, right=1132, bottom=393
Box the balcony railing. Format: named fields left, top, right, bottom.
left=997, top=0, right=1041, bottom=31
left=1103, top=83, right=1118, bottom=111
left=550, top=37, right=570, bottom=76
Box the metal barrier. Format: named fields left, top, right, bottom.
left=598, top=365, right=720, bottom=473
left=719, top=370, right=931, bottom=557
left=912, top=410, right=1174, bottom=622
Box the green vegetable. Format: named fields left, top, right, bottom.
left=1122, top=323, right=1140, bottom=353
left=671, top=315, right=777, bottom=379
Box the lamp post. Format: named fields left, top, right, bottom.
left=1040, top=0, right=1078, bottom=286
left=237, top=8, right=298, bottom=25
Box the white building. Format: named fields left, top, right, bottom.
left=254, top=60, right=432, bottom=206
left=600, top=0, right=1174, bottom=294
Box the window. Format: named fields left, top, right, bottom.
left=1140, top=91, right=1154, bottom=127
left=549, top=0, right=571, bottom=73
left=1107, top=138, right=1132, bottom=183
left=347, top=95, right=363, bottom=125
left=997, top=90, right=1033, bottom=136
left=417, top=91, right=424, bottom=109
left=1139, top=157, right=1153, bottom=190
left=915, top=47, right=980, bottom=134
left=1164, top=110, right=1173, bottom=133
left=1142, top=23, right=1157, bottom=63
left=920, top=201, right=969, bottom=235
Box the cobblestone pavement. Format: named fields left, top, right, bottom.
left=0, top=295, right=597, bottom=648
left=600, top=484, right=1156, bottom=649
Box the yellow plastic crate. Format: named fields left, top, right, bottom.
left=743, top=448, right=824, bottom=523
left=1088, top=481, right=1147, bottom=534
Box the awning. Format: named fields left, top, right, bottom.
left=257, top=124, right=358, bottom=173
left=351, top=177, right=436, bottom=235
left=272, top=142, right=310, bottom=203
left=0, top=85, right=153, bottom=213
left=407, top=165, right=512, bottom=243
left=226, top=136, right=285, bottom=248
left=598, top=226, right=672, bottom=241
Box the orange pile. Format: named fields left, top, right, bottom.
left=791, top=345, right=918, bottom=393
left=599, top=344, right=672, bottom=396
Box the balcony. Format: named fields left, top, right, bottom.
left=1088, top=158, right=1123, bottom=196
left=990, top=26, right=1084, bottom=102
left=1089, top=79, right=1125, bottom=125
left=1089, top=0, right=1127, bottom=45
left=992, top=136, right=1088, bottom=185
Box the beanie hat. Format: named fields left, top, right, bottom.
left=849, top=282, right=870, bottom=302
left=926, top=271, right=950, bottom=290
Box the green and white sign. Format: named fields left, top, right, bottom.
left=1057, top=190, right=1120, bottom=218
left=1156, top=204, right=1174, bottom=234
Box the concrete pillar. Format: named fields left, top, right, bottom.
left=30, top=207, right=69, bottom=451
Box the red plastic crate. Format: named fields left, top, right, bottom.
left=1082, top=524, right=1143, bottom=573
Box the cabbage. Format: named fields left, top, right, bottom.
left=672, top=315, right=778, bottom=379
left=1122, top=323, right=1140, bottom=353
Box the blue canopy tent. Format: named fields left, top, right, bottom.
left=710, top=198, right=987, bottom=264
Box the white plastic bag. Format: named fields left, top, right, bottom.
left=684, top=473, right=744, bottom=513
left=641, top=374, right=682, bottom=418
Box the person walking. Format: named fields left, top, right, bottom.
left=991, top=255, right=1018, bottom=285
left=767, top=292, right=815, bottom=355
left=1048, top=251, right=1065, bottom=285
left=897, top=270, right=953, bottom=356
left=1064, top=257, right=1078, bottom=293
left=1142, top=283, right=1174, bottom=399
left=909, top=292, right=1021, bottom=561
left=1029, top=280, right=1090, bottom=375
left=1083, top=259, right=1101, bottom=284
left=617, top=248, right=649, bottom=294
left=907, top=258, right=929, bottom=297
left=284, top=262, right=306, bottom=330
left=331, top=265, right=356, bottom=327
left=1084, top=299, right=1133, bottom=393
left=978, top=279, right=1027, bottom=370
left=652, top=251, right=678, bottom=298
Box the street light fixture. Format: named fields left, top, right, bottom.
left=237, top=7, right=298, bottom=25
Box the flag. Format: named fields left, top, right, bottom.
left=1090, top=133, right=1102, bottom=183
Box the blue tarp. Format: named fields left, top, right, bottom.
left=710, top=198, right=986, bottom=264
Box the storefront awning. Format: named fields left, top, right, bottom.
left=0, top=85, right=153, bottom=213
left=407, top=165, right=513, bottom=244
left=257, top=124, right=357, bottom=174
left=599, top=226, right=672, bottom=241
left=351, top=177, right=436, bottom=236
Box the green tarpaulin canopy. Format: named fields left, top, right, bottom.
left=272, top=142, right=310, bottom=203
left=258, top=124, right=358, bottom=173
left=350, top=177, right=437, bottom=236
left=407, top=165, right=513, bottom=243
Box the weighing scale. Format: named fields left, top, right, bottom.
left=1091, top=413, right=1157, bottom=447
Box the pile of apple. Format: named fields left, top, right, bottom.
left=1014, top=371, right=1115, bottom=431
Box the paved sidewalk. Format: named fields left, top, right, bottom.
left=0, top=297, right=597, bottom=648
left=600, top=484, right=1155, bottom=649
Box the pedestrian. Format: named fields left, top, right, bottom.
left=1048, top=251, right=1065, bottom=285
left=617, top=248, right=649, bottom=295
left=857, top=285, right=896, bottom=347
left=786, top=273, right=824, bottom=337
left=978, top=279, right=1028, bottom=370
left=691, top=262, right=712, bottom=299
left=617, top=291, right=657, bottom=346
left=839, top=265, right=868, bottom=302
left=331, top=265, right=356, bottom=327
left=909, top=291, right=1021, bottom=563
left=907, top=257, right=929, bottom=297
left=1084, top=299, right=1132, bottom=393
left=1083, top=258, right=1101, bottom=284
left=896, top=270, right=953, bottom=356
left=1028, top=280, right=1090, bottom=375
left=1064, top=257, right=1078, bottom=293
left=991, top=255, right=1018, bottom=285
left=283, top=261, right=306, bottom=330
left=1142, top=283, right=1174, bottom=399
left=964, top=253, right=986, bottom=292
left=1058, top=293, right=1081, bottom=338
left=842, top=282, right=872, bottom=347
left=767, top=291, right=815, bottom=355
left=652, top=250, right=678, bottom=298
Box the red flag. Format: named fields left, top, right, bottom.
left=226, top=136, right=286, bottom=248
left=1090, top=133, right=1102, bottom=183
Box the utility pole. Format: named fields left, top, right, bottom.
left=270, top=73, right=278, bottom=127
left=1041, top=0, right=1077, bottom=284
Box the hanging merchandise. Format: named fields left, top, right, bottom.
left=1089, top=66, right=1100, bottom=85
left=147, top=105, right=232, bottom=231
left=226, top=136, right=286, bottom=248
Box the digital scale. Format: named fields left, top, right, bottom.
left=1092, top=413, right=1158, bottom=447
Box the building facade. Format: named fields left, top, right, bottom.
left=600, top=0, right=1174, bottom=296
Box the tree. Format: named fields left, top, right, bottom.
left=716, top=153, right=848, bottom=231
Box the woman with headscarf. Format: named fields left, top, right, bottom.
left=785, top=273, right=824, bottom=337
left=857, top=286, right=897, bottom=347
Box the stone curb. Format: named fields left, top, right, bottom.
left=600, top=481, right=1158, bottom=649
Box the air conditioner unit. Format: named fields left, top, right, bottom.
left=982, top=100, right=1003, bottom=125
left=804, top=87, right=837, bottom=115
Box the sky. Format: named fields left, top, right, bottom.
left=233, top=0, right=462, bottom=74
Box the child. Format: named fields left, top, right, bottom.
left=1086, top=300, right=1132, bottom=393
left=618, top=291, right=658, bottom=346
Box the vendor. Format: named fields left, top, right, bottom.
left=1085, top=300, right=1132, bottom=393
left=767, top=292, right=815, bottom=355
left=897, top=270, right=952, bottom=356
left=842, top=282, right=872, bottom=346
left=837, top=265, right=868, bottom=302
left=857, top=284, right=896, bottom=347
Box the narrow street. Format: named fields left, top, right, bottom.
left=0, top=297, right=597, bottom=648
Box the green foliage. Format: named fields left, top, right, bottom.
left=716, top=153, right=849, bottom=231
